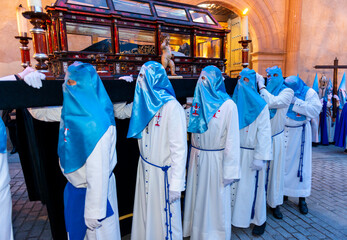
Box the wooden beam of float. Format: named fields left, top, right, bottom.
left=0, top=78, right=237, bottom=110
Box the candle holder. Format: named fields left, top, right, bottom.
left=238, top=37, right=252, bottom=68
left=15, top=34, right=32, bottom=68
left=22, top=11, right=50, bottom=72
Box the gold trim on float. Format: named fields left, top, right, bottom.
left=119, top=213, right=133, bottom=221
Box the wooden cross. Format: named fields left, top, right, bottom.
left=314, top=57, right=347, bottom=118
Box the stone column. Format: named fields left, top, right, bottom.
left=285, top=0, right=303, bottom=76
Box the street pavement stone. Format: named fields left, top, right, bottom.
left=7, top=145, right=347, bottom=239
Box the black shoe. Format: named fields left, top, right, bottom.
left=10, top=147, right=17, bottom=154
left=312, top=142, right=319, bottom=147
left=272, top=206, right=283, bottom=219
left=283, top=195, right=288, bottom=201
left=298, top=198, right=308, bottom=214
left=344, top=149, right=347, bottom=153
left=252, top=222, right=266, bottom=236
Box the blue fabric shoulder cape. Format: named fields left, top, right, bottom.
left=58, top=62, right=115, bottom=174
left=188, top=65, right=230, bottom=133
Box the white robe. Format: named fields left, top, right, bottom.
left=0, top=152, right=14, bottom=240
left=284, top=89, right=321, bottom=197
left=29, top=108, right=122, bottom=240
left=311, top=117, right=320, bottom=143
left=130, top=100, right=187, bottom=240
left=183, top=99, right=240, bottom=240
left=259, top=88, right=293, bottom=208
left=231, top=106, right=272, bottom=228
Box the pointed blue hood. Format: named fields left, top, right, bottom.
left=58, top=62, right=115, bottom=174
left=127, top=61, right=176, bottom=139
left=232, top=68, right=267, bottom=129
left=0, top=119, right=6, bottom=153
left=338, top=73, right=346, bottom=108
left=188, top=65, right=230, bottom=133
left=312, top=73, right=319, bottom=94
left=285, top=76, right=310, bottom=121
left=266, top=66, right=287, bottom=119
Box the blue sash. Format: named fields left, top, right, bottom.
left=140, top=154, right=172, bottom=240
left=64, top=180, right=114, bottom=240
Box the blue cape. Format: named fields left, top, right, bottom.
left=338, top=73, right=346, bottom=108
left=188, top=65, right=230, bottom=133
left=0, top=118, right=6, bottom=153
left=312, top=73, right=319, bottom=94
left=266, top=66, right=287, bottom=119
left=58, top=62, right=115, bottom=174
left=127, top=61, right=176, bottom=139
left=232, top=68, right=267, bottom=129
left=285, top=76, right=310, bottom=121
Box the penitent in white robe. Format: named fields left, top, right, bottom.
left=128, top=100, right=187, bottom=240
left=284, top=89, right=321, bottom=197
left=0, top=152, right=14, bottom=240
left=183, top=99, right=240, bottom=240
left=231, top=106, right=272, bottom=228
left=259, top=88, right=293, bottom=208
left=29, top=107, right=121, bottom=240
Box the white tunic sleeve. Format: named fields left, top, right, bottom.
left=260, top=88, right=294, bottom=109
left=223, top=101, right=241, bottom=180
left=292, top=89, right=322, bottom=119
left=28, top=107, right=62, bottom=122
left=254, top=106, right=272, bottom=161
left=167, top=102, right=187, bottom=192
left=113, top=102, right=132, bottom=119
left=84, top=128, right=114, bottom=219
left=0, top=75, right=16, bottom=81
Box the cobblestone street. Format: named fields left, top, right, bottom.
left=8, top=145, right=347, bottom=240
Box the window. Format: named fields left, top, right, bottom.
left=118, top=28, right=156, bottom=55
left=189, top=10, right=215, bottom=25
left=196, top=36, right=221, bottom=58
left=112, top=0, right=152, bottom=15
left=155, top=5, right=188, bottom=21
left=67, top=0, right=108, bottom=8
left=66, top=23, right=112, bottom=53
left=162, top=33, right=191, bottom=57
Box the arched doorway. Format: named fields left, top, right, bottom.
left=198, top=3, right=252, bottom=77
left=175, top=0, right=286, bottom=75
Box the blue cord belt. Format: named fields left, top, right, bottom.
left=140, top=154, right=172, bottom=240
left=240, top=146, right=255, bottom=150
left=285, top=124, right=306, bottom=182
left=272, top=129, right=284, bottom=138
left=251, top=170, right=259, bottom=219
left=191, top=145, right=225, bottom=151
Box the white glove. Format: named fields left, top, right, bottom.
left=328, top=93, right=332, bottom=100
left=169, top=191, right=181, bottom=203
left=85, top=218, right=102, bottom=231
left=24, top=71, right=46, bottom=89
left=320, top=98, right=324, bottom=105
left=119, top=75, right=133, bottom=82
left=18, top=66, right=35, bottom=79
left=251, top=160, right=265, bottom=171
left=291, top=96, right=298, bottom=104
left=256, top=73, right=265, bottom=89
left=223, top=179, right=238, bottom=187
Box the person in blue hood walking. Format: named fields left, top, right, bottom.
left=124, top=61, right=187, bottom=240
left=256, top=66, right=294, bottom=220
left=231, top=68, right=272, bottom=236
left=283, top=75, right=321, bottom=215
left=183, top=66, right=240, bottom=240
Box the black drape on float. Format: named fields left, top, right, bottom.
left=0, top=77, right=237, bottom=239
